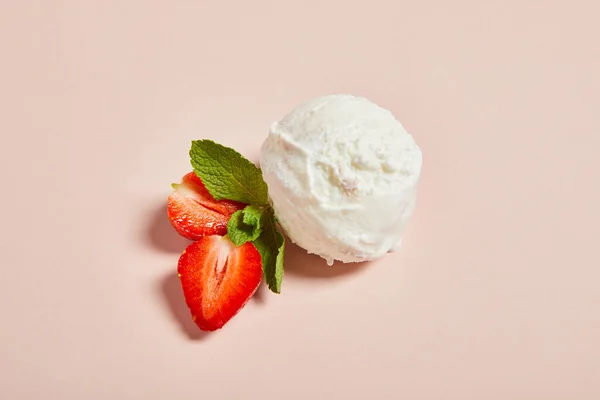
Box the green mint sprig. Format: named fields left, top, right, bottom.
left=227, top=205, right=264, bottom=246
left=189, top=140, right=285, bottom=293
left=190, top=140, right=269, bottom=205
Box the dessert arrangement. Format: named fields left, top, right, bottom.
left=167, top=94, right=422, bottom=331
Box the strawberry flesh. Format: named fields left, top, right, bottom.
left=178, top=236, right=262, bottom=331
left=168, top=172, right=245, bottom=240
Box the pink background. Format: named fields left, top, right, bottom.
left=1, top=1, right=599, bottom=399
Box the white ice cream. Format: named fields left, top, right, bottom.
left=259, top=94, right=422, bottom=265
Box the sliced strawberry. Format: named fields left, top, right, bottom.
left=168, top=172, right=245, bottom=240
left=178, top=236, right=262, bottom=331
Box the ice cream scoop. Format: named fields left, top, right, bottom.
left=259, top=94, right=422, bottom=265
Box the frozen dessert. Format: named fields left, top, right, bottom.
left=260, top=94, right=422, bottom=265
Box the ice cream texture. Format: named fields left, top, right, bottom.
left=259, top=94, right=422, bottom=265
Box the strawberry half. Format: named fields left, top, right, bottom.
left=178, top=236, right=262, bottom=331
left=168, top=172, right=245, bottom=240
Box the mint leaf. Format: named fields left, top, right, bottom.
left=227, top=211, right=254, bottom=246
left=252, top=209, right=285, bottom=293
left=242, top=204, right=264, bottom=228
left=227, top=205, right=264, bottom=246
left=190, top=140, right=269, bottom=205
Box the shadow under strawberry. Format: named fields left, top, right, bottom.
left=159, top=272, right=211, bottom=340
left=146, top=203, right=191, bottom=253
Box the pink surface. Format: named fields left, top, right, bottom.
left=1, top=1, right=599, bottom=399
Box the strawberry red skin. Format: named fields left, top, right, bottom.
left=168, top=172, right=245, bottom=240
left=178, top=236, right=262, bottom=331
